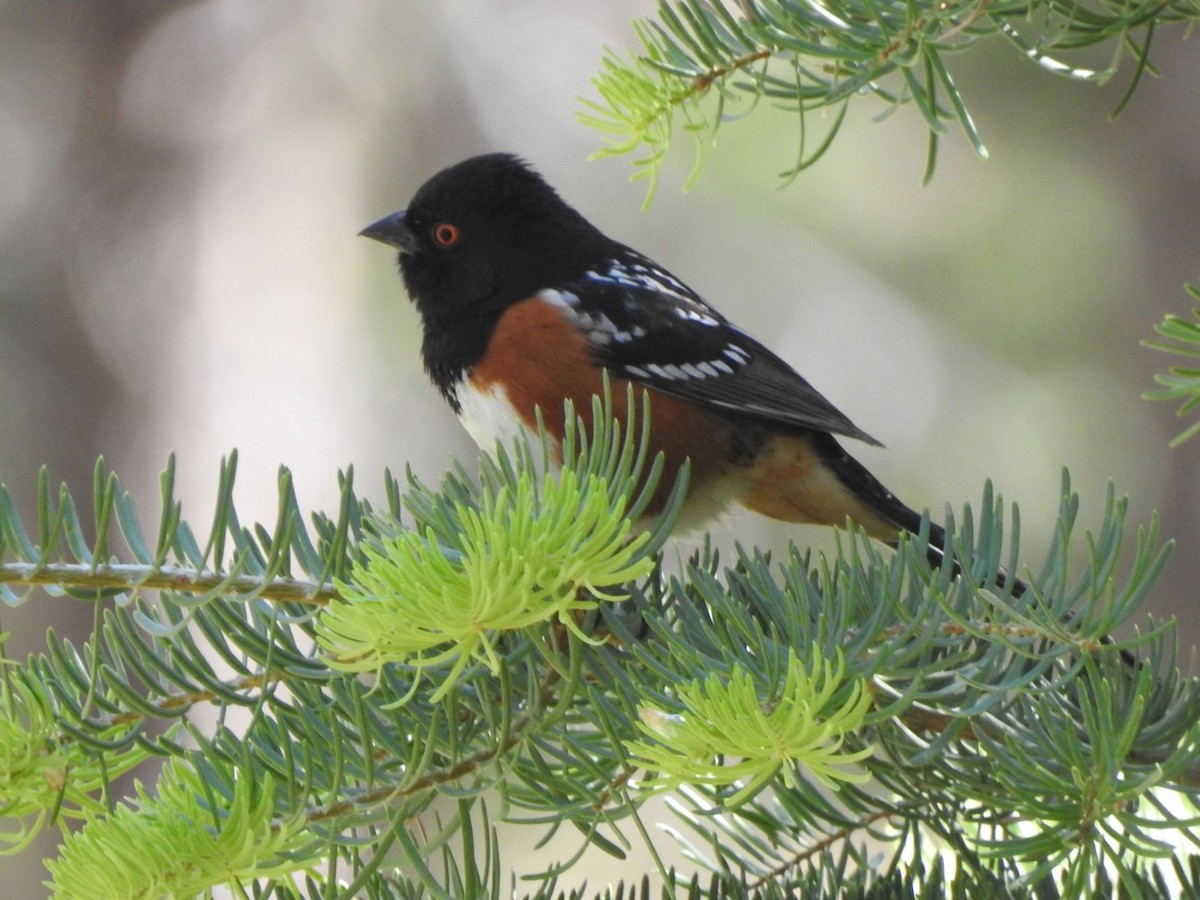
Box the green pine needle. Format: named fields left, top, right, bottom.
left=0, top=674, right=150, bottom=854
left=581, top=0, right=1189, bottom=195
left=44, top=762, right=318, bottom=899
left=319, top=464, right=653, bottom=702
left=317, top=388, right=669, bottom=704
left=627, top=649, right=873, bottom=806
left=1143, top=289, right=1200, bottom=446
left=0, top=378, right=1190, bottom=894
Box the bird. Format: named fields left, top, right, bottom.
left=359, top=153, right=987, bottom=583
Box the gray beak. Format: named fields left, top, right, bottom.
left=359, top=210, right=419, bottom=254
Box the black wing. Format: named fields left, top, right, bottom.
left=544, top=251, right=882, bottom=446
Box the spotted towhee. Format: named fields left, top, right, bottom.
left=360, top=153, right=986, bottom=581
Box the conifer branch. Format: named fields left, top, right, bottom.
left=1, top=394, right=1196, bottom=896
left=0, top=561, right=338, bottom=605
left=581, top=0, right=1199, bottom=196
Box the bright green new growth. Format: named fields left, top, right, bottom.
left=628, top=649, right=872, bottom=805
left=0, top=674, right=149, bottom=854
left=0, top=383, right=1193, bottom=895
left=319, top=464, right=654, bottom=701
left=317, top=385, right=678, bottom=703
left=44, top=762, right=317, bottom=899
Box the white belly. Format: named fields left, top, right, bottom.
left=455, top=379, right=543, bottom=457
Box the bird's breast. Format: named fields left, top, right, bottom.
left=454, top=378, right=544, bottom=457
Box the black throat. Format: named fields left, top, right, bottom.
left=418, top=306, right=504, bottom=412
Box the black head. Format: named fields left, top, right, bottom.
left=361, top=154, right=614, bottom=325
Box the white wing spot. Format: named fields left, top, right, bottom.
left=723, top=345, right=750, bottom=364
left=537, top=288, right=579, bottom=309
left=672, top=306, right=720, bottom=327
left=595, top=312, right=620, bottom=336
left=540, top=288, right=647, bottom=347
left=635, top=361, right=730, bottom=381
left=595, top=257, right=721, bottom=326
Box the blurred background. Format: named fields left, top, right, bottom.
left=1, top=0, right=1197, bottom=893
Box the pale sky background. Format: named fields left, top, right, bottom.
left=2, top=1, right=1198, bottom=894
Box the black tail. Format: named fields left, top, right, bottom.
left=810, top=433, right=1149, bottom=668
left=810, top=432, right=1024, bottom=593
left=887, top=505, right=1027, bottom=598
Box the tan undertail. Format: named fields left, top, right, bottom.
left=736, top=433, right=902, bottom=542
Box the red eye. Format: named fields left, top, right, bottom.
left=432, top=223, right=460, bottom=248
